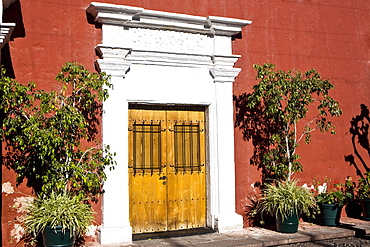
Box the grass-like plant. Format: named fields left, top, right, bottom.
left=24, top=192, right=93, bottom=240
left=256, top=179, right=316, bottom=221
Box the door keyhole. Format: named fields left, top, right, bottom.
left=159, top=176, right=167, bottom=180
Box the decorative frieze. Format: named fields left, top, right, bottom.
left=125, top=28, right=213, bottom=55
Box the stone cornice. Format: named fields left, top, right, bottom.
left=96, top=45, right=242, bottom=83
left=87, top=2, right=251, bottom=36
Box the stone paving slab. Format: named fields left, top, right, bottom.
left=248, top=228, right=354, bottom=246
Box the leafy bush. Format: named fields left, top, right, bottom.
left=241, top=63, right=342, bottom=181
left=1, top=62, right=116, bottom=200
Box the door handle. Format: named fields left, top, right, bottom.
left=159, top=176, right=167, bottom=180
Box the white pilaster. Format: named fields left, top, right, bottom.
left=213, top=80, right=243, bottom=232
left=100, top=77, right=132, bottom=244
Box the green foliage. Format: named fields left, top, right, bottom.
left=24, top=192, right=93, bottom=240
left=247, top=64, right=342, bottom=181
left=0, top=62, right=116, bottom=201
left=358, top=172, right=370, bottom=199
left=255, top=179, right=316, bottom=221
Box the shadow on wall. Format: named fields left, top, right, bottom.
left=234, top=92, right=283, bottom=226
left=235, top=89, right=297, bottom=226
left=1, top=1, right=25, bottom=245
left=345, top=103, right=370, bottom=218
left=2, top=0, right=25, bottom=78
left=345, top=103, right=370, bottom=177
left=234, top=92, right=285, bottom=185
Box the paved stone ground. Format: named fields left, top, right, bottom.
left=89, top=217, right=370, bottom=247
left=277, top=236, right=370, bottom=247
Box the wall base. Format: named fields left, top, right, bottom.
left=98, top=225, right=133, bottom=245
left=216, top=213, right=244, bottom=233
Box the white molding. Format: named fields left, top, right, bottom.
left=87, top=2, right=251, bottom=36
left=88, top=2, right=251, bottom=245
left=96, top=45, right=211, bottom=68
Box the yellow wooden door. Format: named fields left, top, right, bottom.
left=128, top=105, right=206, bottom=234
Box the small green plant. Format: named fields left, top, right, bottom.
left=24, top=192, right=93, bottom=241
left=358, top=172, right=370, bottom=199
left=313, top=178, right=352, bottom=207
left=255, top=179, right=316, bottom=221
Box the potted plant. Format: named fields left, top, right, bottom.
left=358, top=172, right=370, bottom=220
left=313, top=179, right=351, bottom=226
left=24, top=192, right=93, bottom=247
left=1, top=62, right=116, bottom=201
left=255, top=179, right=316, bottom=233
left=0, top=62, right=116, bottom=245
left=237, top=64, right=341, bottom=230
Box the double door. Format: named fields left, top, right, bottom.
left=128, top=105, right=206, bottom=234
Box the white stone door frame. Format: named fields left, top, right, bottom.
left=87, top=2, right=251, bottom=245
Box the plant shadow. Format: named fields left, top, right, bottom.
left=234, top=93, right=285, bottom=184
left=234, top=92, right=287, bottom=226
left=344, top=103, right=370, bottom=218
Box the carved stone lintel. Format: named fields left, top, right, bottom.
left=96, top=44, right=213, bottom=69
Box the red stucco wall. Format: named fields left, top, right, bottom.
left=2, top=0, right=369, bottom=245
left=232, top=0, right=369, bottom=223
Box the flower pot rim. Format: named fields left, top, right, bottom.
left=319, top=203, right=341, bottom=206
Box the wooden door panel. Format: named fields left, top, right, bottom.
left=167, top=109, right=206, bottom=230
left=129, top=106, right=206, bottom=234
left=129, top=173, right=167, bottom=233
left=129, top=109, right=167, bottom=233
